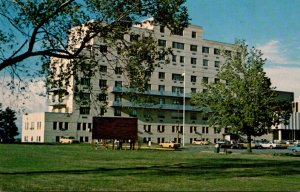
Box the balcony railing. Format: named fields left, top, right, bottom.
left=112, top=101, right=202, bottom=112
left=112, top=87, right=192, bottom=98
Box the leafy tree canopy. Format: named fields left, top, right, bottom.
left=191, top=40, right=292, bottom=153
left=0, top=107, right=18, bottom=143
left=0, top=0, right=189, bottom=107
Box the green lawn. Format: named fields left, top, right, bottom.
left=1, top=144, right=300, bottom=191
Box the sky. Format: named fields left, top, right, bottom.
left=186, top=0, right=300, bottom=98
left=1, top=0, right=300, bottom=132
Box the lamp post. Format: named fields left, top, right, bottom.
left=182, top=67, right=186, bottom=146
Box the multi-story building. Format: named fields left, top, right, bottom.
left=22, top=19, right=297, bottom=144
left=276, top=96, right=300, bottom=141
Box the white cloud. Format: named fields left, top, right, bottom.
left=264, top=66, right=300, bottom=99
left=257, top=40, right=292, bottom=64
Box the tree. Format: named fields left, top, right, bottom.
left=0, top=0, right=189, bottom=106
left=0, top=107, right=19, bottom=143
left=191, top=40, right=292, bottom=153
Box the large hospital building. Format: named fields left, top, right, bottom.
left=22, top=19, right=299, bottom=144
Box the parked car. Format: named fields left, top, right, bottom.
left=239, top=142, right=258, bottom=149
left=192, top=140, right=209, bottom=145
left=287, top=144, right=300, bottom=152
left=59, top=136, right=77, bottom=144
left=216, top=141, right=232, bottom=148
left=160, top=141, right=180, bottom=149
left=276, top=141, right=292, bottom=149
left=260, top=142, right=280, bottom=149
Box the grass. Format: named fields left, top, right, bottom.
left=1, top=144, right=300, bottom=191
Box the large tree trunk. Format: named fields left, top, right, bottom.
left=247, top=134, right=252, bottom=153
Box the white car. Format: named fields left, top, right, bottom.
left=192, top=140, right=209, bottom=145
left=260, top=142, right=280, bottom=149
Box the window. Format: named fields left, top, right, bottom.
left=80, top=107, right=90, bottom=115
left=37, top=122, right=42, bottom=130
left=214, top=127, right=220, bottom=134
left=180, top=56, right=184, bottom=63
left=81, top=78, right=90, bottom=86
left=172, top=126, right=175, bottom=133
left=31, top=122, right=34, bottom=130
left=83, top=123, right=86, bottom=131
left=203, top=77, right=208, bottom=84
left=191, top=88, right=196, bottom=93
left=173, top=28, right=183, bottom=36
left=99, top=93, right=107, bottom=101
left=158, top=85, right=165, bottom=92
left=130, top=110, right=137, bottom=117
left=115, top=81, right=122, bottom=88
left=192, top=31, right=196, bottom=38
left=100, top=107, right=106, bottom=116
left=202, top=46, right=209, bottom=53
left=172, top=55, right=177, bottom=62
left=214, top=48, right=220, bottom=55
left=85, top=137, right=89, bottom=142
left=159, top=52, right=165, bottom=61
left=190, top=45, right=197, bottom=52
left=190, top=126, right=197, bottom=133
left=203, top=59, right=209, bottom=67
left=130, top=34, right=139, bottom=42
left=115, top=67, right=122, bottom=75
left=215, top=78, right=220, bottom=83
left=88, top=123, right=91, bottom=131
left=115, top=94, right=121, bottom=102
left=100, top=65, right=107, bottom=73
left=172, top=42, right=184, bottom=50
left=99, top=79, right=107, bottom=88
left=58, top=122, right=63, bottom=130
left=191, top=113, right=197, bottom=120
left=158, top=111, right=165, bottom=118
left=191, top=76, right=196, bottom=83
left=77, top=123, right=81, bottom=130
left=225, top=50, right=232, bottom=56
left=100, top=45, right=107, bottom=54
left=80, top=92, right=90, bottom=101
left=160, top=26, right=165, bottom=33
left=157, top=125, right=165, bottom=133
left=214, top=61, right=220, bottom=68
left=172, top=73, right=184, bottom=81
left=114, top=107, right=121, bottom=116
left=191, top=58, right=197, bottom=64
left=172, top=86, right=183, bottom=93
left=53, top=122, right=57, bottom=130
left=158, top=39, right=166, bottom=47
left=159, top=98, right=165, bottom=104
left=158, top=72, right=165, bottom=79
left=202, top=126, right=209, bottom=134
left=144, top=125, right=151, bottom=132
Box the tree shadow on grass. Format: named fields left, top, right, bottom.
left=1, top=158, right=300, bottom=179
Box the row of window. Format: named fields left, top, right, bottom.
left=77, top=122, right=92, bottom=131
left=52, top=121, right=92, bottom=131
left=143, top=125, right=221, bottom=134
left=24, top=122, right=42, bottom=130
left=23, top=136, right=42, bottom=142
left=87, top=74, right=219, bottom=90
left=145, top=137, right=223, bottom=144
left=158, top=39, right=224, bottom=55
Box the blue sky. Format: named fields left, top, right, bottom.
left=186, top=0, right=300, bottom=98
